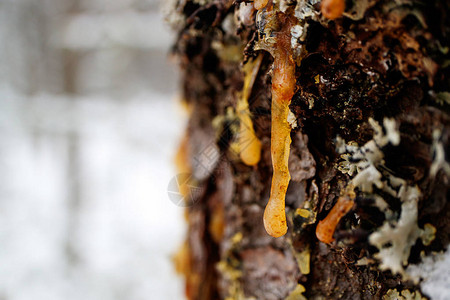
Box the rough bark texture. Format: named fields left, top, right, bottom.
left=170, top=0, right=450, bottom=299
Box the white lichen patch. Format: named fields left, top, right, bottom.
left=351, top=164, right=383, bottom=193
left=367, top=117, right=400, bottom=148
left=336, top=118, right=428, bottom=276
left=290, top=24, right=304, bottom=49
left=277, top=0, right=297, bottom=13
left=336, top=118, right=399, bottom=192
left=237, top=3, right=256, bottom=27
left=383, top=288, right=426, bottom=300
left=430, top=128, right=450, bottom=178
left=420, top=223, right=436, bottom=246
left=369, top=185, right=421, bottom=275
left=290, top=24, right=304, bottom=38
left=373, top=194, right=390, bottom=213
left=287, top=110, right=298, bottom=129
left=294, top=0, right=320, bottom=20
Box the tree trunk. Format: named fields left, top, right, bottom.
left=169, top=0, right=450, bottom=299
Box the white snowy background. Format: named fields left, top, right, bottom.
left=0, top=0, right=186, bottom=299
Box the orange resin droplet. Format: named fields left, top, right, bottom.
left=321, top=0, right=345, bottom=20
left=254, top=0, right=269, bottom=10
left=316, top=196, right=354, bottom=244
left=263, top=14, right=297, bottom=238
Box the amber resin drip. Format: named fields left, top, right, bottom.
left=316, top=196, right=354, bottom=244
left=238, top=54, right=263, bottom=166
left=262, top=14, right=297, bottom=238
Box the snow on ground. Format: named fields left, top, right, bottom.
left=0, top=88, right=187, bottom=300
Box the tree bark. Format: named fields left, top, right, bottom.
left=170, top=0, right=450, bottom=299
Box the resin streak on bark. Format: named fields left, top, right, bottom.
left=263, top=14, right=297, bottom=238
left=316, top=196, right=354, bottom=244
left=238, top=55, right=263, bottom=166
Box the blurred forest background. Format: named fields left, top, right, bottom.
left=0, top=0, right=186, bottom=299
